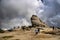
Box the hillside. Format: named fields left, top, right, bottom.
left=0, top=27, right=60, bottom=40
left=0, top=15, right=60, bottom=40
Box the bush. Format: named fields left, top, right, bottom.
left=2, top=36, right=13, bottom=39
left=0, top=29, right=5, bottom=33
left=1, top=36, right=14, bottom=40
left=8, top=29, right=13, bottom=32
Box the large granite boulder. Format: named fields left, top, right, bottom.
left=31, top=15, right=48, bottom=27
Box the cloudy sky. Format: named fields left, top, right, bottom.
left=0, top=0, right=60, bottom=29
left=38, top=0, right=60, bottom=27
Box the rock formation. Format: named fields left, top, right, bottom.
left=31, top=15, right=48, bottom=27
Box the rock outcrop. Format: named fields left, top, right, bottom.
left=31, top=15, right=48, bottom=27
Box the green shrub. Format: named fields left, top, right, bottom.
left=2, top=36, right=13, bottom=39
left=0, top=29, right=5, bottom=33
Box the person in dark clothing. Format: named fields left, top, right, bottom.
left=18, top=26, right=20, bottom=28
left=53, top=26, right=54, bottom=30
left=35, top=29, right=38, bottom=35
left=37, top=28, right=40, bottom=33
left=14, top=27, right=16, bottom=29
left=35, top=28, right=40, bottom=35
left=21, top=26, right=25, bottom=31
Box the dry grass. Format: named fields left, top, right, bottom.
left=2, top=36, right=13, bottom=38
left=0, top=36, right=14, bottom=40
left=35, top=34, right=52, bottom=38
left=41, top=31, right=56, bottom=35
left=0, top=27, right=60, bottom=40
left=41, top=28, right=57, bottom=35
left=13, top=39, right=20, bottom=40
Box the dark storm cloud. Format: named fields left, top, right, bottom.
left=0, top=0, right=39, bottom=29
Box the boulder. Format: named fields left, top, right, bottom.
left=31, top=15, right=48, bottom=27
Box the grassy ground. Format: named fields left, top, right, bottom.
left=0, top=27, right=60, bottom=40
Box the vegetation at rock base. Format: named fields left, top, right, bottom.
left=0, top=29, right=5, bottom=33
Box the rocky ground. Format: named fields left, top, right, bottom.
left=0, top=27, right=60, bottom=40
